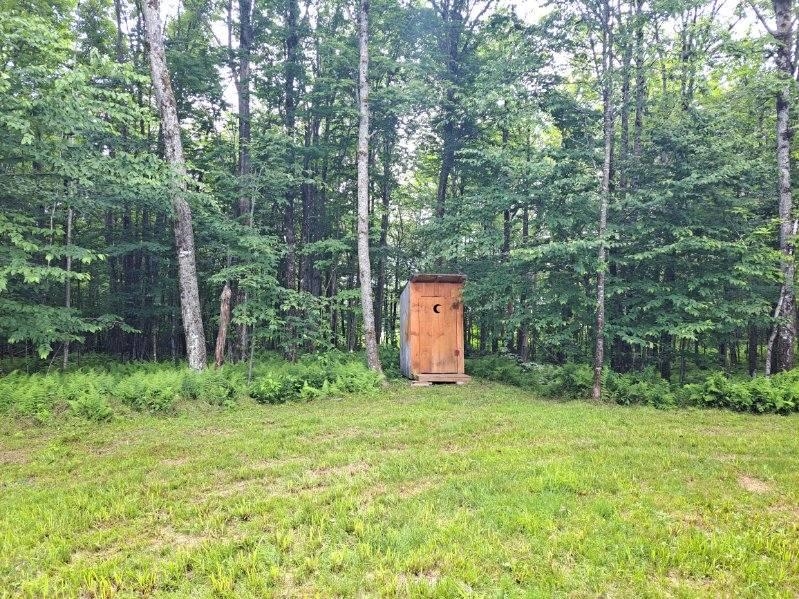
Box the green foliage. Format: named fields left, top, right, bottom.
left=378, top=346, right=403, bottom=380
left=0, top=353, right=383, bottom=424
left=604, top=368, right=676, bottom=408
left=113, top=371, right=180, bottom=413
left=681, top=371, right=799, bottom=414
left=180, top=368, right=241, bottom=407
left=2, top=384, right=798, bottom=596
left=0, top=372, right=63, bottom=422
left=250, top=353, right=381, bottom=404
left=250, top=376, right=285, bottom=404
left=0, top=0, right=794, bottom=404
left=66, top=386, right=113, bottom=422
left=543, top=363, right=594, bottom=398
left=467, top=356, right=593, bottom=399
left=250, top=376, right=301, bottom=404
left=0, top=369, right=114, bottom=422
left=468, top=356, right=799, bottom=414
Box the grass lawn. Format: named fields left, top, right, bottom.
left=1, top=381, right=798, bottom=597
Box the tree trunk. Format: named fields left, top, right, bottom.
left=748, top=324, right=758, bottom=376
left=141, top=0, right=207, bottom=370
left=593, top=0, right=614, bottom=401
left=633, top=0, right=645, bottom=168
left=357, top=0, right=382, bottom=374
left=374, top=132, right=392, bottom=344
left=283, top=0, right=299, bottom=292
left=517, top=206, right=530, bottom=361
left=436, top=113, right=456, bottom=220
left=619, top=33, right=632, bottom=192
left=236, top=0, right=254, bottom=361
left=237, top=0, right=253, bottom=221
left=766, top=220, right=798, bottom=374
left=214, top=283, right=232, bottom=367
left=660, top=263, right=675, bottom=379
left=771, top=0, right=796, bottom=373
left=433, top=1, right=464, bottom=221
left=63, top=206, right=73, bottom=369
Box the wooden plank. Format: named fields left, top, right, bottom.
left=410, top=282, right=421, bottom=377
left=401, top=276, right=468, bottom=378
left=399, top=284, right=411, bottom=378
left=454, top=285, right=465, bottom=374
left=409, top=273, right=467, bottom=284
left=418, top=295, right=458, bottom=373
left=417, top=373, right=471, bottom=383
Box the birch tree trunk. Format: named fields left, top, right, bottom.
left=357, top=0, right=382, bottom=374
left=141, top=0, right=207, bottom=370
left=593, top=0, right=614, bottom=401
left=771, top=0, right=796, bottom=374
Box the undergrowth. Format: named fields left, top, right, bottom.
left=0, top=351, right=380, bottom=424
left=467, top=355, right=799, bottom=414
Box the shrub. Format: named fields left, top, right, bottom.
left=114, top=371, right=179, bottom=412
left=200, top=370, right=239, bottom=406
left=331, top=362, right=381, bottom=393
left=60, top=372, right=114, bottom=422
left=0, top=372, right=62, bottom=422
left=67, top=390, right=113, bottom=422
left=467, top=356, right=593, bottom=399
left=250, top=357, right=380, bottom=404
left=680, top=371, right=798, bottom=414
left=250, top=376, right=284, bottom=404
left=379, top=346, right=402, bottom=380
left=467, top=356, right=539, bottom=390
left=181, top=369, right=240, bottom=406
left=180, top=371, right=203, bottom=400
left=604, top=369, right=675, bottom=408
left=250, top=375, right=303, bottom=404
left=542, top=363, right=593, bottom=398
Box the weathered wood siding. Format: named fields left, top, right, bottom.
left=399, top=283, right=412, bottom=378
left=399, top=274, right=466, bottom=379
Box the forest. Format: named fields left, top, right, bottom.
left=4, top=0, right=799, bottom=394
left=3, top=0, right=799, bottom=594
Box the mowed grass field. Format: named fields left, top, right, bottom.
left=1, top=381, right=798, bottom=597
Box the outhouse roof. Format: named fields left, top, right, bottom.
left=408, top=273, right=467, bottom=284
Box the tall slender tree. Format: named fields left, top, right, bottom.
left=593, top=0, right=615, bottom=400
left=141, top=0, right=207, bottom=370
left=357, top=0, right=382, bottom=373
left=753, top=0, right=797, bottom=374
left=430, top=0, right=495, bottom=220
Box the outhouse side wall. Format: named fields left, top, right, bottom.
left=399, top=283, right=412, bottom=378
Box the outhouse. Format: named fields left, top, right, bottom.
left=399, top=274, right=470, bottom=384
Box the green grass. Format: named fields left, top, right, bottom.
left=1, top=381, right=798, bottom=597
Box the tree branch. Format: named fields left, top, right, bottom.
left=748, top=0, right=777, bottom=37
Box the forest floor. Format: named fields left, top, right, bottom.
left=1, top=381, right=798, bottom=597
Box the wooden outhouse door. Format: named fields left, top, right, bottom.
left=418, top=294, right=460, bottom=373
left=399, top=273, right=469, bottom=383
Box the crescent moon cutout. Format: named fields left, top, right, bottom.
left=433, top=303, right=441, bottom=314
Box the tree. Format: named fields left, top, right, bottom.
left=429, top=0, right=495, bottom=221
left=751, top=0, right=797, bottom=374
left=1, top=0, right=793, bottom=386
left=357, top=0, right=382, bottom=373
left=141, top=0, right=207, bottom=370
